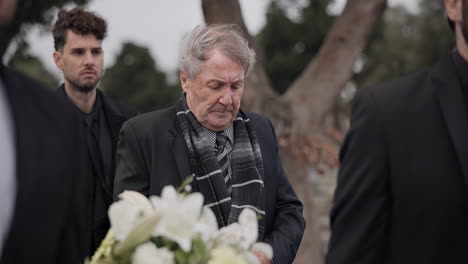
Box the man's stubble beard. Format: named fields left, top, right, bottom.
left=66, top=70, right=104, bottom=93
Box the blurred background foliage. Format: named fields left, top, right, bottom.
left=0, top=0, right=90, bottom=55
left=1, top=0, right=454, bottom=115
left=354, top=0, right=455, bottom=89
left=99, top=42, right=181, bottom=113
left=7, top=40, right=59, bottom=88
left=257, top=0, right=335, bottom=95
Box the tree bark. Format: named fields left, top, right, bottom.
left=279, top=147, right=325, bottom=264
left=284, top=0, right=387, bottom=135
left=201, top=1, right=387, bottom=263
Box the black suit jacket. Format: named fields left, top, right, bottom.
left=56, top=85, right=136, bottom=257
left=57, top=85, right=136, bottom=195
left=326, top=54, right=468, bottom=263
left=114, top=106, right=305, bottom=263
left=0, top=65, right=82, bottom=263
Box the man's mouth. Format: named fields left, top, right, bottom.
left=81, top=70, right=97, bottom=77
left=211, top=107, right=234, bottom=113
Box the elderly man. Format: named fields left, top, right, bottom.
left=114, top=24, right=305, bottom=264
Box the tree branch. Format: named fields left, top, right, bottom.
left=284, top=0, right=387, bottom=135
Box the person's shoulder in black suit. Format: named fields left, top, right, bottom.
left=0, top=65, right=84, bottom=264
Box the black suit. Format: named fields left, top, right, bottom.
left=327, top=53, right=468, bottom=263
left=57, top=85, right=136, bottom=258
left=114, top=106, right=305, bottom=263
left=0, top=65, right=82, bottom=263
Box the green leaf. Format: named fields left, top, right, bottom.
left=176, top=176, right=194, bottom=194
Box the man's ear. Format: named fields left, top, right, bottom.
left=446, top=0, right=463, bottom=24
left=180, top=69, right=189, bottom=93
left=53, top=50, right=63, bottom=70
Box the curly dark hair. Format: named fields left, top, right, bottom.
left=52, top=7, right=107, bottom=51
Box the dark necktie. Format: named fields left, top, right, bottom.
left=216, top=132, right=232, bottom=193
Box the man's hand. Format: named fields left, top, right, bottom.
left=252, top=250, right=272, bottom=264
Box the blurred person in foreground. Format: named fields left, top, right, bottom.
left=327, top=0, right=468, bottom=263
left=0, top=0, right=83, bottom=263
left=113, top=24, right=305, bottom=264
left=52, top=7, right=136, bottom=258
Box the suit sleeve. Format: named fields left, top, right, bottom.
left=113, top=120, right=150, bottom=199
left=262, top=119, right=306, bottom=264
left=56, top=110, right=85, bottom=263
left=326, top=89, right=391, bottom=264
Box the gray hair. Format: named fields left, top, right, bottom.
left=179, top=24, right=256, bottom=79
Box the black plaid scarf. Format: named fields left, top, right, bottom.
left=175, top=96, right=265, bottom=238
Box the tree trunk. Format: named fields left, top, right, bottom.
left=279, top=147, right=325, bottom=264
left=284, top=0, right=387, bottom=135
left=201, top=1, right=387, bottom=263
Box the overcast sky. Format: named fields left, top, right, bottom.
left=21, top=0, right=419, bottom=79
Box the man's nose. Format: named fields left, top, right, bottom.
left=219, top=90, right=233, bottom=105
left=84, top=51, right=95, bottom=66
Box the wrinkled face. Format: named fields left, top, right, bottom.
left=53, top=30, right=104, bottom=93
left=181, top=49, right=244, bottom=132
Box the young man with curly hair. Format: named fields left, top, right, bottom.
left=52, top=7, right=136, bottom=259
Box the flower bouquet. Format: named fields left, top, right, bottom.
left=86, top=182, right=272, bottom=264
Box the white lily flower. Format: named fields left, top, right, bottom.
left=238, top=209, right=258, bottom=249
left=251, top=242, right=273, bottom=260
left=216, top=208, right=258, bottom=250
left=208, top=246, right=248, bottom=264
left=194, top=206, right=218, bottom=245
left=150, top=186, right=204, bottom=252
left=108, top=191, right=153, bottom=241
left=132, top=242, right=174, bottom=264
left=114, top=213, right=160, bottom=256
left=243, top=251, right=261, bottom=264
left=216, top=222, right=242, bottom=247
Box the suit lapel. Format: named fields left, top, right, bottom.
left=436, top=56, right=468, bottom=190
left=99, top=91, right=127, bottom=190
left=99, top=90, right=126, bottom=143
left=169, top=121, right=193, bottom=186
